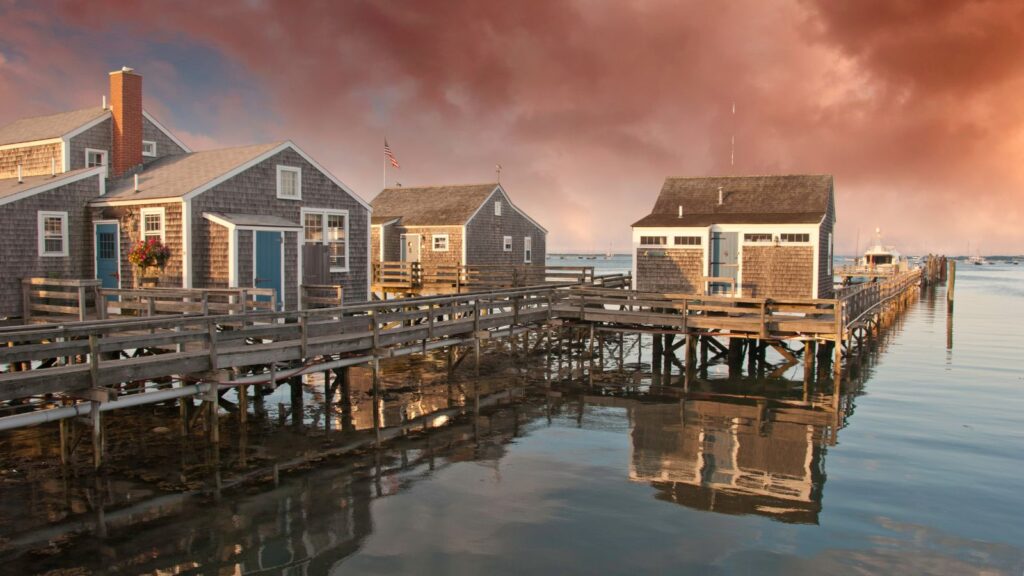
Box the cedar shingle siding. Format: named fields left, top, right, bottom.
left=0, top=142, right=63, bottom=179
left=190, top=148, right=369, bottom=305
left=0, top=176, right=101, bottom=318
left=742, top=246, right=814, bottom=298
left=93, top=202, right=184, bottom=289
left=636, top=248, right=703, bottom=293
left=465, top=189, right=546, bottom=267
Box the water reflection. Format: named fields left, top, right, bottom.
left=626, top=396, right=828, bottom=524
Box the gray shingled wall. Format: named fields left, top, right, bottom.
left=392, top=225, right=464, bottom=267
left=464, top=189, right=546, bottom=268
left=205, top=222, right=230, bottom=287
left=68, top=118, right=111, bottom=171
left=636, top=248, right=703, bottom=293
left=190, top=147, right=369, bottom=306
left=0, top=176, right=101, bottom=318
left=0, top=142, right=63, bottom=179
left=142, top=116, right=187, bottom=164
left=238, top=229, right=253, bottom=287
left=817, top=191, right=835, bottom=298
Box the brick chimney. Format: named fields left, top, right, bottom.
left=109, top=66, right=142, bottom=177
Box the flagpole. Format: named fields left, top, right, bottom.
left=383, top=136, right=387, bottom=190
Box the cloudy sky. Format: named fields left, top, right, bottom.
left=1, top=0, right=1021, bottom=254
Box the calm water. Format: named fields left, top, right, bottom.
left=1, top=258, right=1022, bottom=574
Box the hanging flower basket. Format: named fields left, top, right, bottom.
left=128, top=238, right=171, bottom=288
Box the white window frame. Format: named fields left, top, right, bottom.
left=524, top=236, right=532, bottom=263
left=779, top=232, right=812, bottom=244
left=84, top=148, right=107, bottom=168
left=276, top=165, right=302, bottom=200
left=432, top=233, right=449, bottom=252
left=140, top=207, right=166, bottom=243
left=495, top=201, right=502, bottom=216
left=742, top=233, right=775, bottom=244
left=141, top=140, right=157, bottom=157
left=301, top=208, right=349, bottom=272
left=38, top=211, right=69, bottom=257
left=503, top=235, right=513, bottom=252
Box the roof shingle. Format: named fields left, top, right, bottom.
left=370, top=183, right=499, bottom=225
left=96, top=142, right=284, bottom=201
left=0, top=107, right=109, bottom=146
left=632, top=174, right=833, bottom=227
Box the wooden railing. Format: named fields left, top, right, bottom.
left=301, top=284, right=344, bottom=308
left=373, top=261, right=422, bottom=288
left=0, top=284, right=573, bottom=400
left=593, top=273, right=632, bottom=289
left=556, top=286, right=839, bottom=339
left=374, top=262, right=594, bottom=292
left=838, top=269, right=922, bottom=328
left=95, top=287, right=277, bottom=318
left=21, top=278, right=101, bottom=322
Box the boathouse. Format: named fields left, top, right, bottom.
left=0, top=66, right=370, bottom=317
left=631, top=175, right=835, bottom=298
left=370, top=182, right=546, bottom=273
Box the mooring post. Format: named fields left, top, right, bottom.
left=663, top=334, right=675, bottom=380
left=947, top=259, right=956, bottom=313
left=207, top=384, right=220, bottom=445
left=652, top=333, right=663, bottom=379
left=371, top=358, right=382, bottom=447
left=60, top=400, right=73, bottom=466
left=91, top=400, right=103, bottom=470
left=474, top=338, right=481, bottom=377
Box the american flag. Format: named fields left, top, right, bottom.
left=384, top=139, right=400, bottom=169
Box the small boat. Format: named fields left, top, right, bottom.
left=859, top=228, right=906, bottom=273
left=968, top=253, right=986, bottom=266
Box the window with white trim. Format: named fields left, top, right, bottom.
left=142, top=140, right=157, bottom=157
left=674, top=236, right=702, bottom=246
left=780, top=233, right=810, bottom=243
left=495, top=201, right=502, bottom=216
left=276, top=165, right=302, bottom=199
left=639, top=236, right=667, bottom=246
left=85, top=148, right=107, bottom=168
left=140, top=207, right=165, bottom=242
left=524, top=236, right=532, bottom=263
left=744, top=233, right=773, bottom=243
left=432, top=234, right=449, bottom=251
left=303, top=209, right=348, bottom=271
left=503, top=235, right=513, bottom=252
left=38, top=211, right=68, bottom=257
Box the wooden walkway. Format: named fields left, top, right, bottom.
left=0, top=263, right=942, bottom=468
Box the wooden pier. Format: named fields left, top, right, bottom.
left=0, top=259, right=945, bottom=468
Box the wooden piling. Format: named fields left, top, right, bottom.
left=947, top=259, right=956, bottom=313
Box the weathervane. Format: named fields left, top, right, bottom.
left=496, top=163, right=502, bottom=183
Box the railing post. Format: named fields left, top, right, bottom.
left=147, top=295, right=156, bottom=317
left=207, top=319, right=218, bottom=371
left=97, top=289, right=108, bottom=320
left=201, top=291, right=209, bottom=315
left=78, top=284, right=88, bottom=322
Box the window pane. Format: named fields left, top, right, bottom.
left=674, top=236, right=701, bottom=245
left=780, top=233, right=809, bottom=243
left=326, top=213, right=345, bottom=268
left=744, top=233, right=772, bottom=242
left=640, top=236, right=666, bottom=245
left=99, top=232, right=115, bottom=259
left=144, top=215, right=161, bottom=233
left=45, top=238, right=63, bottom=252
left=304, top=213, right=323, bottom=242
left=329, top=241, right=346, bottom=268
left=279, top=169, right=298, bottom=197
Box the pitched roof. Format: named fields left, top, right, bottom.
left=0, top=107, right=109, bottom=146
left=0, top=167, right=101, bottom=203
left=370, top=183, right=499, bottom=225
left=95, top=142, right=284, bottom=201
left=632, top=175, right=834, bottom=227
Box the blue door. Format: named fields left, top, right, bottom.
left=95, top=223, right=119, bottom=294
left=710, top=231, right=738, bottom=294
left=255, top=231, right=283, bottom=310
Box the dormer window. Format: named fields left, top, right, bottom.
left=494, top=200, right=502, bottom=216
left=276, top=165, right=301, bottom=200
left=142, top=140, right=157, bottom=157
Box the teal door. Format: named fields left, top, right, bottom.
left=255, top=231, right=283, bottom=309
left=94, top=223, right=119, bottom=291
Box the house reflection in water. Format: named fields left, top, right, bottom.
left=626, top=396, right=836, bottom=524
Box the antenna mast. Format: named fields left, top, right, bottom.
left=730, top=101, right=736, bottom=171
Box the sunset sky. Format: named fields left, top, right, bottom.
left=1, top=0, right=1021, bottom=254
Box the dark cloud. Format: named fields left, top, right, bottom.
left=2, top=0, right=1020, bottom=253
